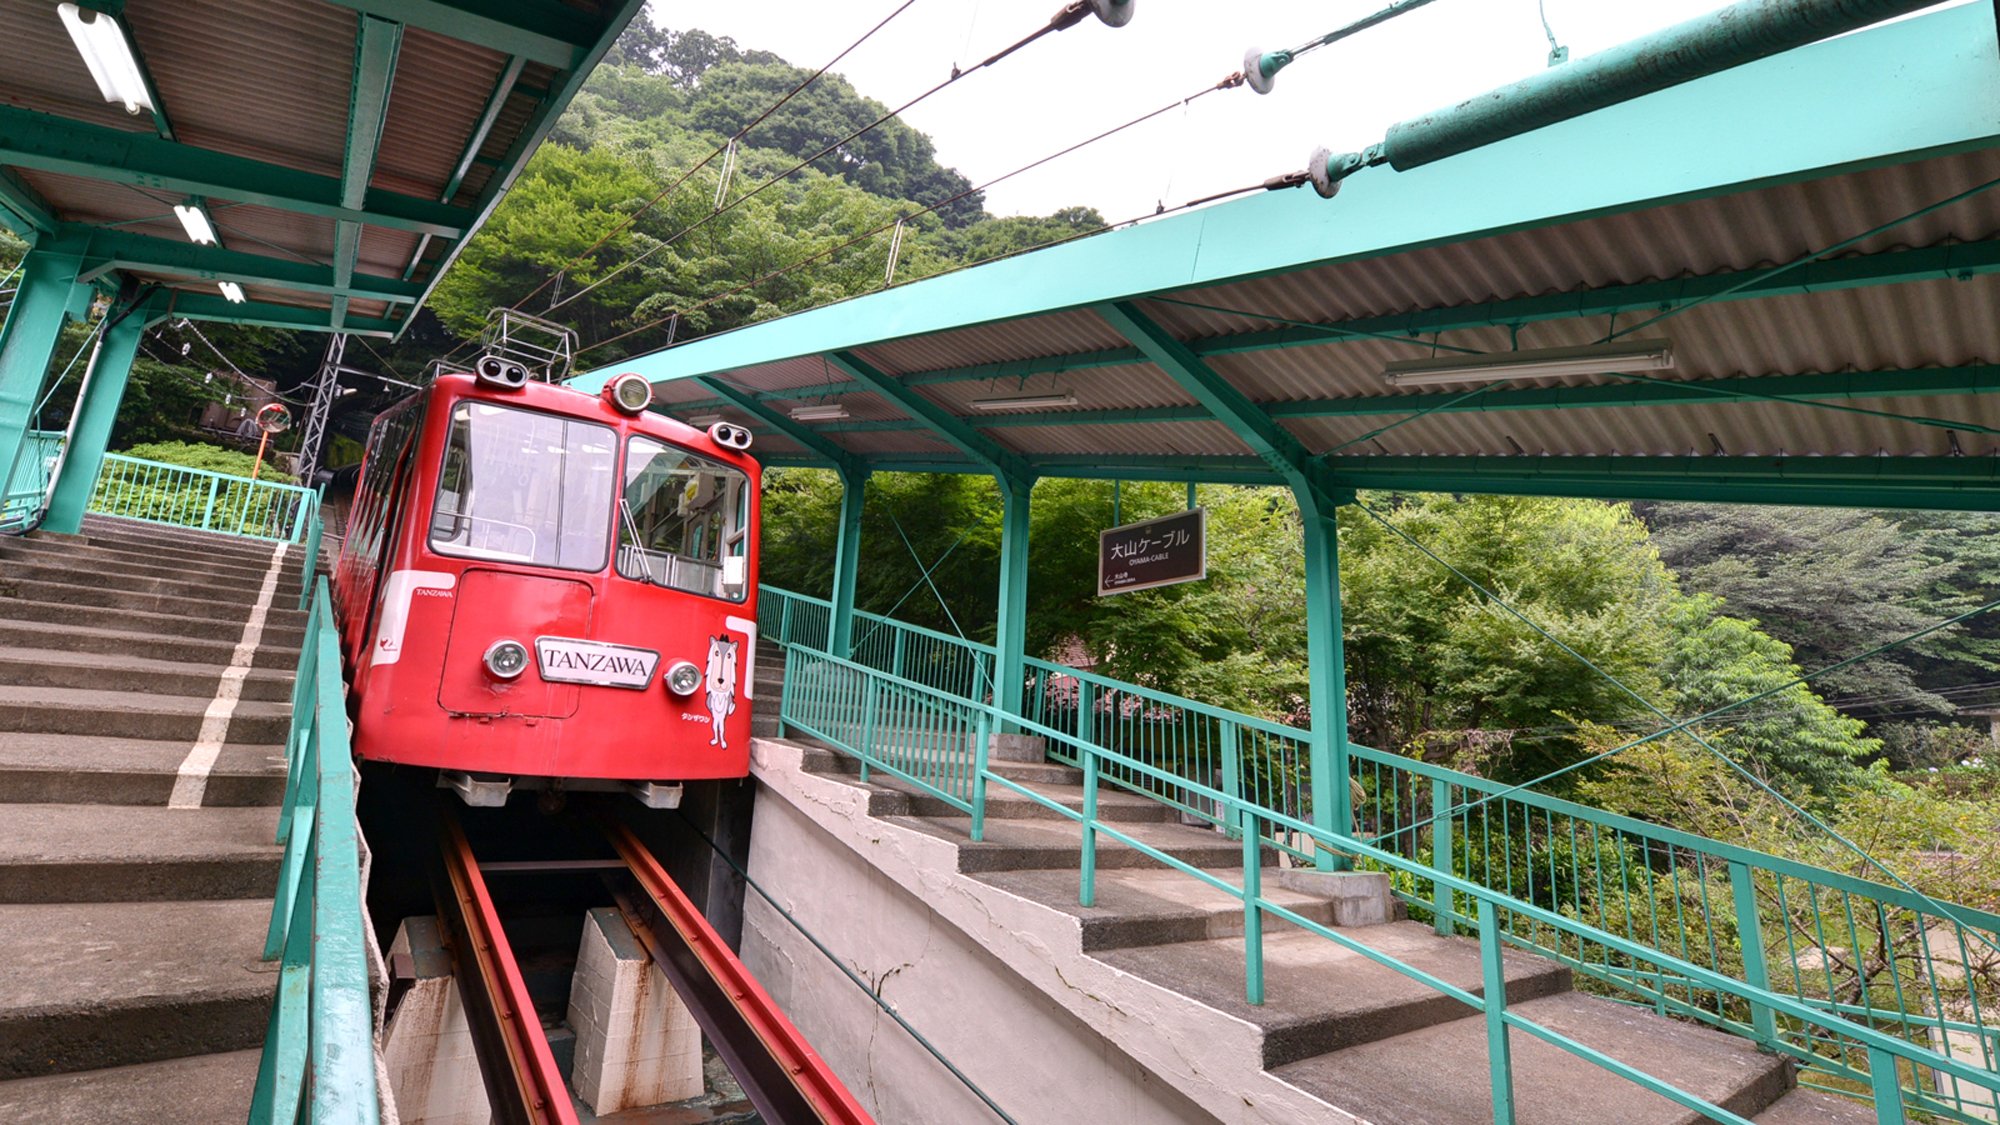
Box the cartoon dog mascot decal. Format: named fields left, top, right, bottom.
left=705, top=634, right=739, bottom=747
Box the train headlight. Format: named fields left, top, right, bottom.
left=483, top=639, right=529, bottom=680
left=605, top=373, right=652, bottom=414
left=663, top=660, right=702, bottom=697
left=474, top=354, right=528, bottom=390
left=707, top=421, right=752, bottom=450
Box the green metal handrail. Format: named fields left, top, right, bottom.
left=0, top=429, right=64, bottom=529
left=761, top=584, right=998, bottom=702
left=249, top=572, right=379, bottom=1124
left=779, top=638, right=2000, bottom=1124
left=91, top=452, right=317, bottom=542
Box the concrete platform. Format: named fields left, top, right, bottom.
left=0, top=1047, right=261, bottom=1124
left=1274, top=991, right=1793, bottom=1125
left=974, top=866, right=1344, bottom=950
left=0, top=732, right=286, bottom=805
left=0, top=899, right=278, bottom=1078
left=0, top=804, right=281, bottom=901
left=1753, top=1088, right=1879, bottom=1123
left=885, top=812, right=1261, bottom=873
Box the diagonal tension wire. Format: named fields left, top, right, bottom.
left=848, top=523, right=976, bottom=657
left=1279, top=0, right=1442, bottom=61
left=1602, top=170, right=2000, bottom=344
left=673, top=811, right=1019, bottom=1125
left=1141, top=296, right=1488, bottom=355
left=579, top=74, right=1247, bottom=358
left=1354, top=500, right=2000, bottom=946
left=559, top=0, right=1142, bottom=337
left=1601, top=367, right=2000, bottom=441
left=509, top=0, right=924, bottom=315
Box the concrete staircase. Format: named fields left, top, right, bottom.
left=754, top=712, right=1870, bottom=1125
left=0, top=516, right=307, bottom=1124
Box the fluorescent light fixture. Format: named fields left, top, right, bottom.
left=970, top=393, right=1079, bottom=411
left=58, top=3, right=154, bottom=115
left=789, top=404, right=849, bottom=421
left=686, top=414, right=724, bottom=427
left=1382, top=339, right=1674, bottom=388
left=173, top=202, right=216, bottom=245
left=217, top=281, right=245, bottom=303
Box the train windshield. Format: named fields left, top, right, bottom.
left=617, top=435, right=750, bottom=602
left=429, top=402, right=616, bottom=570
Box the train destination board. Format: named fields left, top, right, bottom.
left=1098, top=508, right=1206, bottom=596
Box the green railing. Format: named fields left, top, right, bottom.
left=0, top=429, right=64, bottom=529
left=250, top=572, right=379, bottom=1124
left=91, top=453, right=317, bottom=542
left=777, top=633, right=2000, bottom=1124
left=761, top=585, right=998, bottom=702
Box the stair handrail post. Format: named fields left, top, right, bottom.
left=1728, top=861, right=1778, bottom=1046
left=892, top=626, right=906, bottom=681
left=1433, top=777, right=1456, bottom=936
left=1243, top=807, right=1266, bottom=1006
left=970, top=706, right=992, bottom=843
left=200, top=471, right=219, bottom=532
left=297, top=504, right=323, bottom=611
left=1080, top=739, right=1100, bottom=908
left=1867, top=1046, right=1911, bottom=1124
left=1219, top=718, right=1243, bottom=841
left=858, top=672, right=878, bottom=785
left=1479, top=897, right=1519, bottom=1125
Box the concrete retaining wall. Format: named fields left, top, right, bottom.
left=742, top=788, right=1222, bottom=1125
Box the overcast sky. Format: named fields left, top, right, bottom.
left=638, top=0, right=1797, bottom=222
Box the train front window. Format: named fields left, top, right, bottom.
left=429, top=402, right=615, bottom=570
left=617, top=435, right=750, bottom=601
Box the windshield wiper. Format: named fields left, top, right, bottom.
left=618, top=498, right=657, bottom=585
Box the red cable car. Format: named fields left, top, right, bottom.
left=334, top=357, right=761, bottom=797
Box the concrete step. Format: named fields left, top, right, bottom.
left=0, top=804, right=282, bottom=902
left=0, top=685, right=291, bottom=744
left=0, top=1047, right=261, bottom=1125
left=0, top=596, right=306, bottom=647
left=885, top=813, right=1262, bottom=874
left=0, top=616, right=300, bottom=671
left=974, top=866, right=1346, bottom=950
left=1272, top=991, right=1795, bottom=1125
left=1096, top=922, right=1573, bottom=1068
left=1754, top=1089, right=1875, bottom=1123
left=0, top=733, right=286, bottom=805
left=0, top=535, right=306, bottom=591
left=0, top=574, right=308, bottom=627
left=0, top=898, right=278, bottom=1078
left=0, top=556, right=303, bottom=608
left=79, top=516, right=300, bottom=562
left=0, top=646, right=294, bottom=701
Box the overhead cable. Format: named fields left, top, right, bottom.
left=1241, top=0, right=1441, bottom=95
left=548, top=0, right=1142, bottom=322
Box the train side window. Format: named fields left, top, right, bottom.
left=617, top=435, right=751, bottom=602
left=428, top=402, right=615, bottom=571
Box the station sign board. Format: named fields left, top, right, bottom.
left=1098, top=508, right=1206, bottom=596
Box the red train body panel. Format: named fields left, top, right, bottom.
left=334, top=373, right=761, bottom=782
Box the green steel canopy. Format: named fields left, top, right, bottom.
left=0, top=0, right=644, bottom=336
left=588, top=2, right=2000, bottom=511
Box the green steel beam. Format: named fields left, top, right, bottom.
left=1095, top=301, right=1326, bottom=495
left=0, top=168, right=57, bottom=236
left=825, top=350, right=1034, bottom=482
left=688, top=375, right=865, bottom=474
left=753, top=362, right=2000, bottom=437
left=42, top=289, right=165, bottom=533
left=333, top=16, right=404, bottom=331
left=401, top=0, right=646, bottom=339
left=901, top=347, right=1149, bottom=387
left=827, top=464, right=870, bottom=657
left=0, top=106, right=471, bottom=238
left=440, top=55, right=526, bottom=204
left=157, top=291, right=398, bottom=337
left=70, top=226, right=422, bottom=304
left=315, top=0, right=597, bottom=69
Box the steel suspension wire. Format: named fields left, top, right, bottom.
left=1282, top=0, right=1442, bottom=62
left=674, top=812, right=1022, bottom=1125
left=1353, top=499, right=2000, bottom=948
left=549, top=0, right=1142, bottom=328
left=507, top=0, right=926, bottom=315
left=578, top=73, right=1248, bottom=358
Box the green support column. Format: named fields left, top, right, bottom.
left=827, top=464, right=870, bottom=657
left=994, top=473, right=1035, bottom=721
left=42, top=297, right=150, bottom=534
left=0, top=240, right=86, bottom=508
left=1298, top=488, right=1355, bottom=871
